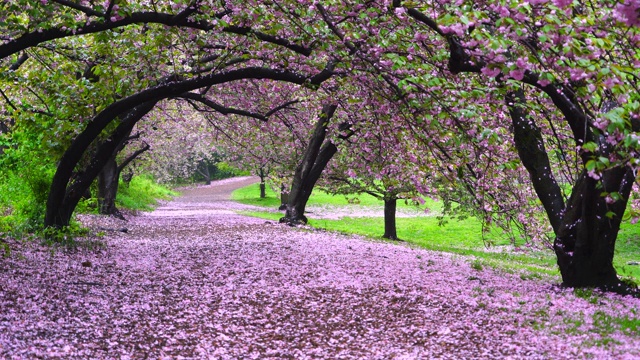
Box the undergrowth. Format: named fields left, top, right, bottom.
left=0, top=173, right=176, bottom=244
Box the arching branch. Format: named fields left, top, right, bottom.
left=0, top=10, right=313, bottom=60
left=117, top=143, right=150, bottom=174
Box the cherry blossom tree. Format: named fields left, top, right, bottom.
left=306, top=0, right=640, bottom=290
left=323, top=109, right=423, bottom=241
left=386, top=0, right=640, bottom=290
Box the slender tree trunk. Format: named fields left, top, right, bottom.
left=281, top=104, right=338, bottom=225
left=383, top=197, right=398, bottom=240
left=279, top=183, right=288, bottom=210
left=258, top=167, right=266, bottom=198
left=198, top=161, right=211, bottom=185
left=97, top=156, right=124, bottom=219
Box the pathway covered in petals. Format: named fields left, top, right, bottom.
left=1, top=177, right=639, bottom=359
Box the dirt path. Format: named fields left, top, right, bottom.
left=1, top=177, right=639, bottom=359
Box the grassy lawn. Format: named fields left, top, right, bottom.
left=232, top=183, right=640, bottom=283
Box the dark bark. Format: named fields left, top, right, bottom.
left=260, top=182, right=266, bottom=199
left=9, top=53, right=29, bottom=71
left=554, top=169, right=635, bottom=290
left=98, top=141, right=150, bottom=219
left=122, top=169, right=133, bottom=187
left=258, top=167, right=267, bottom=199
left=45, top=101, right=156, bottom=228
left=97, top=157, right=124, bottom=219
left=506, top=90, right=565, bottom=233
left=507, top=89, right=634, bottom=291
left=280, top=104, right=338, bottom=225
left=383, top=197, right=398, bottom=240
left=96, top=126, right=130, bottom=219
left=404, top=7, right=635, bottom=292
left=279, top=183, right=289, bottom=210
left=0, top=10, right=312, bottom=60
left=196, top=161, right=212, bottom=185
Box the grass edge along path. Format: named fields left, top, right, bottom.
left=231, top=183, right=640, bottom=283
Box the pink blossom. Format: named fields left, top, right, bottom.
left=537, top=78, right=552, bottom=87
left=616, top=1, right=640, bottom=27
left=508, top=69, right=526, bottom=81
left=568, top=67, right=588, bottom=81
left=394, top=7, right=407, bottom=19
left=515, top=57, right=530, bottom=70
left=587, top=169, right=601, bottom=180
left=414, top=32, right=428, bottom=42
left=481, top=66, right=502, bottom=78
left=553, top=0, right=574, bottom=7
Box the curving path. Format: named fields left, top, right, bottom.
left=1, top=177, right=639, bottom=359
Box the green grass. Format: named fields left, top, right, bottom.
left=232, top=183, right=443, bottom=210
left=232, top=183, right=640, bottom=282
left=614, top=223, right=640, bottom=281
left=116, top=175, right=178, bottom=211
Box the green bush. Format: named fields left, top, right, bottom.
left=0, top=162, right=55, bottom=235
left=116, top=174, right=177, bottom=211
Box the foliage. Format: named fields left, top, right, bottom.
left=115, top=174, right=177, bottom=212
left=0, top=156, right=56, bottom=235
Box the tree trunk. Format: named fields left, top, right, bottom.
left=199, top=161, right=211, bottom=185
left=42, top=65, right=336, bottom=229
left=97, top=156, right=124, bottom=219
left=554, top=169, right=634, bottom=290
left=383, top=197, right=398, bottom=240
left=406, top=6, right=633, bottom=293
left=279, top=183, right=288, bottom=210
left=507, top=89, right=635, bottom=292
left=507, top=90, right=565, bottom=233
left=281, top=104, right=338, bottom=225
left=96, top=140, right=149, bottom=220
left=258, top=167, right=266, bottom=198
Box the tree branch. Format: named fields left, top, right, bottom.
left=117, top=143, right=150, bottom=174
left=179, top=92, right=268, bottom=121
left=9, top=53, right=29, bottom=71
left=265, top=99, right=300, bottom=117
left=51, top=0, right=105, bottom=17
left=1, top=11, right=313, bottom=60
left=48, top=63, right=335, bottom=219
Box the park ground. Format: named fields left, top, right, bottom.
left=1, top=177, right=640, bottom=359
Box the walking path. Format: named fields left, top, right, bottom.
left=1, top=177, right=639, bottom=359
